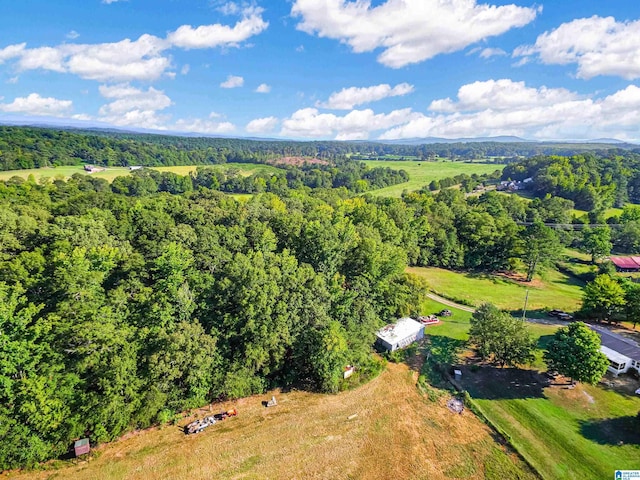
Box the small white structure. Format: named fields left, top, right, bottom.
left=129, top=166, right=143, bottom=171
left=375, top=317, right=424, bottom=352
left=593, top=326, right=640, bottom=377
left=601, top=346, right=632, bottom=376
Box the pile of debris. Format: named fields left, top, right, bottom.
left=446, top=397, right=464, bottom=414
left=184, top=408, right=237, bottom=435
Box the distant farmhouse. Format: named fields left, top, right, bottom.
left=83, top=165, right=105, bottom=174
left=610, top=256, right=640, bottom=272
left=591, top=326, right=640, bottom=377
left=375, top=317, right=424, bottom=352
left=496, top=177, right=533, bottom=192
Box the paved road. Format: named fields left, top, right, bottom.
left=426, top=292, right=568, bottom=327
left=426, top=293, right=476, bottom=313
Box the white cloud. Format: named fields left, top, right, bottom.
left=378, top=79, right=640, bottom=142
left=6, top=76, right=18, bottom=84
left=102, top=0, right=125, bottom=4
left=98, top=84, right=172, bottom=129
left=66, top=30, right=80, bottom=40
left=296, top=45, right=305, bottom=52
left=72, top=113, right=92, bottom=121
left=181, top=64, right=190, bottom=75
left=220, top=75, right=244, bottom=88
left=0, top=93, right=72, bottom=116
left=319, top=82, right=414, bottom=110
left=515, top=16, right=640, bottom=80
left=255, top=83, right=271, bottom=93
left=173, top=118, right=236, bottom=134
left=428, top=79, right=578, bottom=112
left=281, top=107, right=419, bottom=140
left=0, top=43, right=26, bottom=63
left=167, top=7, right=268, bottom=49
left=0, top=8, right=267, bottom=83
left=480, top=47, right=507, bottom=59
left=246, top=116, right=278, bottom=133
left=291, top=0, right=538, bottom=68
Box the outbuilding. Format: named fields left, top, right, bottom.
left=375, top=317, right=424, bottom=352
left=610, top=256, right=640, bottom=272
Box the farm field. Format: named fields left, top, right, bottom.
left=362, top=160, right=503, bottom=197
left=0, top=165, right=132, bottom=182
left=0, top=163, right=282, bottom=183
left=7, top=362, right=536, bottom=480
left=408, top=266, right=584, bottom=314
left=151, top=163, right=282, bottom=177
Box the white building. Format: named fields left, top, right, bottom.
left=592, top=326, right=640, bottom=376
left=375, top=317, right=425, bottom=352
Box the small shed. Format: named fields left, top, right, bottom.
left=375, top=317, right=424, bottom=352
left=74, top=438, right=90, bottom=457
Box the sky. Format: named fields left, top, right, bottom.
left=1, top=0, right=640, bottom=142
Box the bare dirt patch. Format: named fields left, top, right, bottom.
left=269, top=156, right=329, bottom=166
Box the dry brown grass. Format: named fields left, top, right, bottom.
left=9, top=363, right=536, bottom=480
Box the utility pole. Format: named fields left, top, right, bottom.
left=522, top=289, right=530, bottom=320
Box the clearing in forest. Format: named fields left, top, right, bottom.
left=408, top=266, right=584, bottom=314
left=9, top=363, right=536, bottom=480
left=362, top=160, right=502, bottom=197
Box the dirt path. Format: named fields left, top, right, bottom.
left=426, top=293, right=476, bottom=312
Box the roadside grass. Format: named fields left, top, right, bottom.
left=408, top=266, right=584, bottom=314
left=7, top=362, right=536, bottom=480
left=362, top=160, right=502, bottom=197
left=0, top=163, right=283, bottom=183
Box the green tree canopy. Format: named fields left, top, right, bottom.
left=468, top=303, right=536, bottom=368
left=581, top=274, right=626, bottom=322
left=544, top=322, right=609, bottom=385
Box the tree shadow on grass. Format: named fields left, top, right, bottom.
left=461, top=366, right=549, bottom=400
left=580, top=417, right=640, bottom=446
left=424, top=335, right=467, bottom=365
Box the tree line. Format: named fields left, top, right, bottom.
left=1, top=126, right=638, bottom=171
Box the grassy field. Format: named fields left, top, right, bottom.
left=408, top=266, right=585, bottom=314
left=421, top=297, right=640, bottom=480
left=362, top=160, right=503, bottom=197
left=0, top=165, right=132, bottom=182
left=8, top=362, right=536, bottom=480
left=465, top=372, right=640, bottom=479
left=0, top=163, right=282, bottom=183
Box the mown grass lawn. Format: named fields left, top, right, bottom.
left=408, top=266, right=584, bottom=314
left=421, top=298, right=640, bottom=480
left=466, top=378, right=640, bottom=480
left=362, top=160, right=503, bottom=197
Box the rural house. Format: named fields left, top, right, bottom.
left=591, top=326, right=640, bottom=376
left=375, top=317, right=424, bottom=352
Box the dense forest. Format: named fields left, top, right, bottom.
left=2, top=127, right=640, bottom=469
left=1, top=126, right=638, bottom=171
left=502, top=152, right=640, bottom=210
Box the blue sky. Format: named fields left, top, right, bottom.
left=1, top=0, right=640, bottom=141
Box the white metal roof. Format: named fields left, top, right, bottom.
left=376, top=317, right=423, bottom=345
left=601, top=345, right=631, bottom=366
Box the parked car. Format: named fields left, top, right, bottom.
left=548, top=310, right=573, bottom=321
left=438, top=309, right=452, bottom=317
